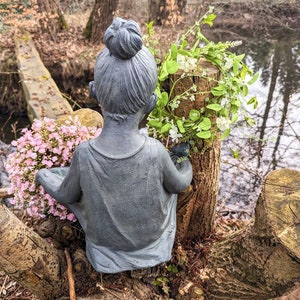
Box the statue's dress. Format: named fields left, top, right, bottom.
left=37, top=136, right=192, bottom=273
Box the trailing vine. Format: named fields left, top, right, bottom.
left=145, top=7, right=259, bottom=152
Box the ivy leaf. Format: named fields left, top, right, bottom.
left=211, top=85, right=226, bottom=96
left=166, top=60, right=178, bottom=74
left=160, top=92, right=169, bottom=106
left=189, top=109, right=200, bottom=121
left=233, top=60, right=239, bottom=76
left=171, top=44, right=178, bottom=60
left=148, top=120, right=162, bottom=129
left=247, top=72, right=259, bottom=85
left=231, top=113, right=238, bottom=123
left=160, top=123, right=171, bottom=134
left=242, top=84, right=248, bottom=97
left=206, top=103, right=222, bottom=111
left=234, top=54, right=245, bottom=64
left=202, top=13, right=216, bottom=27
left=158, top=62, right=169, bottom=81
left=196, top=130, right=211, bottom=139
left=176, top=120, right=186, bottom=133
left=240, top=65, right=248, bottom=80
left=199, top=117, right=211, bottom=130
left=247, top=96, right=258, bottom=109
left=220, top=128, right=230, bottom=140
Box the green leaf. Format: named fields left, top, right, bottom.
left=167, top=264, right=179, bottom=273
left=171, top=44, right=178, bottom=60
left=189, top=109, right=200, bottom=121
left=242, top=84, right=248, bottom=97
left=196, top=130, right=211, bottom=139
left=211, top=85, right=226, bottom=96
left=148, top=120, right=162, bottom=128
left=166, top=60, right=178, bottom=74
left=229, top=147, right=239, bottom=158
left=199, top=117, right=211, bottom=130
left=233, top=60, right=239, bottom=76
left=240, top=65, right=248, bottom=80
left=220, top=128, right=230, bottom=140
left=247, top=96, right=258, bottom=109
left=245, top=115, right=256, bottom=126
left=176, top=120, right=186, bottom=133
left=160, top=123, right=171, bottom=133
left=158, top=62, right=169, bottom=81
left=206, top=103, right=222, bottom=111
left=234, top=53, right=245, bottom=64
left=160, top=92, right=169, bottom=106
left=180, top=39, right=188, bottom=50
left=247, top=72, right=259, bottom=85
left=203, top=13, right=216, bottom=27
left=231, top=113, right=238, bottom=123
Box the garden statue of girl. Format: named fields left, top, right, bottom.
left=35, top=17, right=193, bottom=273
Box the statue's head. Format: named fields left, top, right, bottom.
left=92, top=18, right=158, bottom=116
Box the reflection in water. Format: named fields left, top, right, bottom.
left=218, top=37, right=300, bottom=219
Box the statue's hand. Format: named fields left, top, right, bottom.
left=170, top=142, right=190, bottom=164
left=170, top=142, right=190, bottom=158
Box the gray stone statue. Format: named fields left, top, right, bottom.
left=35, top=18, right=193, bottom=273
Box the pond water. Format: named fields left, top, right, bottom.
left=0, top=34, right=299, bottom=221
left=218, top=35, right=300, bottom=219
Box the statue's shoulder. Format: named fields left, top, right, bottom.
left=145, top=136, right=168, bottom=153
left=75, top=140, right=91, bottom=153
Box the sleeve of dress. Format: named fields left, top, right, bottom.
left=35, top=150, right=82, bottom=204
left=161, top=148, right=193, bottom=194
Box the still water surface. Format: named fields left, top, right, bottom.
left=218, top=36, right=300, bottom=218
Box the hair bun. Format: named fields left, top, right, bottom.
left=103, top=18, right=143, bottom=59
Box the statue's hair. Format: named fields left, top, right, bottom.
left=94, top=18, right=158, bottom=115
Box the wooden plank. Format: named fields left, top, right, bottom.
left=14, top=31, right=73, bottom=122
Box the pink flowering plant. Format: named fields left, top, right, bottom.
left=6, top=116, right=101, bottom=221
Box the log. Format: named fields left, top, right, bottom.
left=201, top=169, right=300, bottom=299
left=0, top=203, right=69, bottom=300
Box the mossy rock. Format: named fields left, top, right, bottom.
left=57, top=108, right=103, bottom=128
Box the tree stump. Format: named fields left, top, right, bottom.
left=175, top=59, right=221, bottom=240
left=201, top=169, right=300, bottom=299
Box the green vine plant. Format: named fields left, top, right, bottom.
left=144, top=6, right=259, bottom=153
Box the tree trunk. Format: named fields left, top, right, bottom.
left=201, top=168, right=300, bottom=299
left=177, top=141, right=221, bottom=240
left=175, top=59, right=221, bottom=240
left=36, top=0, right=67, bottom=41
left=157, top=0, right=187, bottom=25
left=84, top=0, right=119, bottom=44
left=0, top=204, right=68, bottom=300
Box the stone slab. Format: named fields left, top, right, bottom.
left=15, top=32, right=73, bottom=122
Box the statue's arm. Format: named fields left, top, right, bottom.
left=35, top=151, right=81, bottom=204
left=162, top=150, right=193, bottom=194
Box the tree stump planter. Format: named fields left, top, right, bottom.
left=174, top=59, right=222, bottom=239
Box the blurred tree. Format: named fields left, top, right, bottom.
left=83, top=0, right=119, bottom=44
left=36, top=0, right=67, bottom=41
left=157, top=0, right=186, bottom=25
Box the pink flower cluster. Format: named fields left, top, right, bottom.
left=6, top=117, right=101, bottom=221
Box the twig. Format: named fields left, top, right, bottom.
left=0, top=275, right=8, bottom=296
left=96, top=283, right=123, bottom=300
left=64, top=248, right=76, bottom=300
